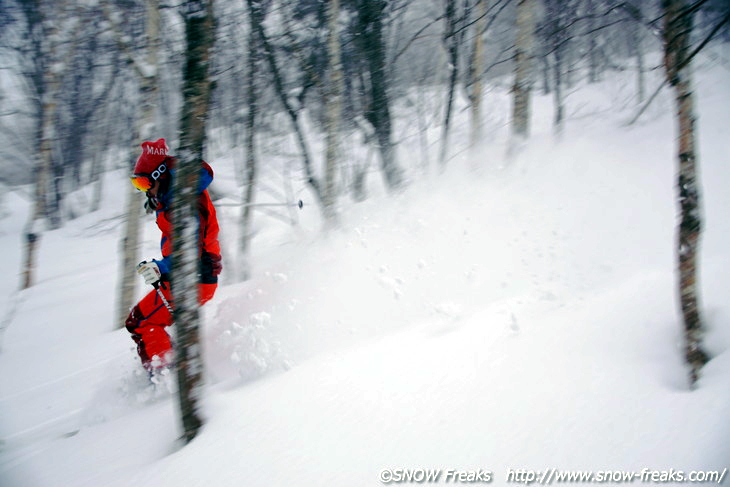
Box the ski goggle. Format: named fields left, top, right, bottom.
left=130, top=163, right=168, bottom=192
left=130, top=174, right=153, bottom=192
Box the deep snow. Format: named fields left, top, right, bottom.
left=1, top=58, right=729, bottom=487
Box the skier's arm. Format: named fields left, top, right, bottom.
left=154, top=255, right=172, bottom=278
left=155, top=233, right=172, bottom=280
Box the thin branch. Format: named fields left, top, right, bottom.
left=626, top=80, right=667, bottom=126
left=245, top=0, right=323, bottom=207
left=392, top=14, right=445, bottom=65
left=677, top=10, right=730, bottom=72
left=448, top=0, right=512, bottom=40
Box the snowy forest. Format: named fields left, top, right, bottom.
left=1, top=0, right=730, bottom=485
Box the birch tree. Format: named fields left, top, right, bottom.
left=246, top=0, right=326, bottom=213
left=323, top=0, right=344, bottom=226
left=21, top=0, right=72, bottom=288
left=439, top=0, right=461, bottom=168
left=542, top=0, right=577, bottom=133
left=19, top=0, right=45, bottom=290
left=174, top=0, right=215, bottom=443
left=623, top=2, right=646, bottom=103
left=510, top=0, right=535, bottom=142
left=111, top=0, right=163, bottom=326
left=239, top=4, right=258, bottom=281
left=52, top=6, right=118, bottom=222
left=469, top=0, right=488, bottom=148
left=238, top=2, right=260, bottom=280
left=350, top=0, right=404, bottom=190
left=661, top=0, right=709, bottom=387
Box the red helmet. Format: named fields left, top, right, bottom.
left=131, top=138, right=171, bottom=192
left=134, top=138, right=169, bottom=174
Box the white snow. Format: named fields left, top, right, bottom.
left=1, top=60, right=729, bottom=487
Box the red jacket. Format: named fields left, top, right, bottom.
left=153, top=161, right=222, bottom=283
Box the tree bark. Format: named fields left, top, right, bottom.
left=439, top=0, right=460, bottom=168
left=469, top=0, right=487, bottom=149
left=323, top=0, right=343, bottom=226
left=21, top=0, right=64, bottom=289
left=115, top=0, right=161, bottom=327
left=119, top=182, right=142, bottom=321
left=174, top=0, right=215, bottom=443
left=354, top=0, right=404, bottom=190
left=623, top=2, right=646, bottom=103
left=239, top=11, right=258, bottom=281
left=246, top=0, right=325, bottom=211
left=510, top=0, right=535, bottom=140
left=552, top=48, right=564, bottom=132
left=662, top=0, right=709, bottom=387
left=586, top=0, right=600, bottom=84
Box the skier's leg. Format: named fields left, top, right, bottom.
left=125, top=283, right=216, bottom=369
left=125, top=284, right=174, bottom=370
left=198, top=282, right=217, bottom=305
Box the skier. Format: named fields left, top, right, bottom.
left=125, top=138, right=222, bottom=374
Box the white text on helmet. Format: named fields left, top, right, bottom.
left=145, top=146, right=168, bottom=156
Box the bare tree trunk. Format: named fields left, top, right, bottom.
left=21, top=230, right=40, bottom=290
left=137, top=0, right=161, bottom=141
left=89, top=111, right=110, bottom=213
left=112, top=0, right=161, bottom=327
left=355, top=0, right=404, bottom=191
left=246, top=0, right=325, bottom=211
left=540, top=45, right=550, bottom=95
left=415, top=85, right=431, bottom=174
left=323, top=0, right=343, bottom=226
left=469, top=0, right=487, bottom=149
left=662, top=0, right=709, bottom=387
left=117, top=180, right=142, bottom=325
left=622, top=2, right=647, bottom=104
left=553, top=48, right=565, bottom=133
left=23, top=123, right=53, bottom=289
left=439, top=0, right=460, bottom=168
left=22, top=0, right=64, bottom=289
left=174, top=0, right=215, bottom=443
left=239, top=15, right=258, bottom=281
left=633, top=6, right=645, bottom=104
left=636, top=42, right=645, bottom=104
left=118, top=182, right=142, bottom=316
left=510, top=0, right=535, bottom=141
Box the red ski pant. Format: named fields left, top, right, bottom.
left=125, top=282, right=217, bottom=369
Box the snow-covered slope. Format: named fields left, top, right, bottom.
left=1, top=62, right=729, bottom=487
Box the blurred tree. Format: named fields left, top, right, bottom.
left=105, top=0, right=163, bottom=327
left=541, top=0, right=579, bottom=133
left=661, top=0, right=711, bottom=387
left=622, top=1, right=646, bottom=103
left=0, top=0, right=725, bottom=315
left=322, top=0, right=344, bottom=226
left=239, top=1, right=259, bottom=281
left=54, top=5, right=119, bottom=221
left=20, top=0, right=73, bottom=288
left=347, top=0, right=404, bottom=190
left=174, top=0, right=215, bottom=444
left=439, top=0, right=463, bottom=167
left=468, top=0, right=488, bottom=149
left=246, top=0, right=325, bottom=212
left=510, top=0, right=535, bottom=142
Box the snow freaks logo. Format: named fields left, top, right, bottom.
left=379, top=468, right=493, bottom=484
